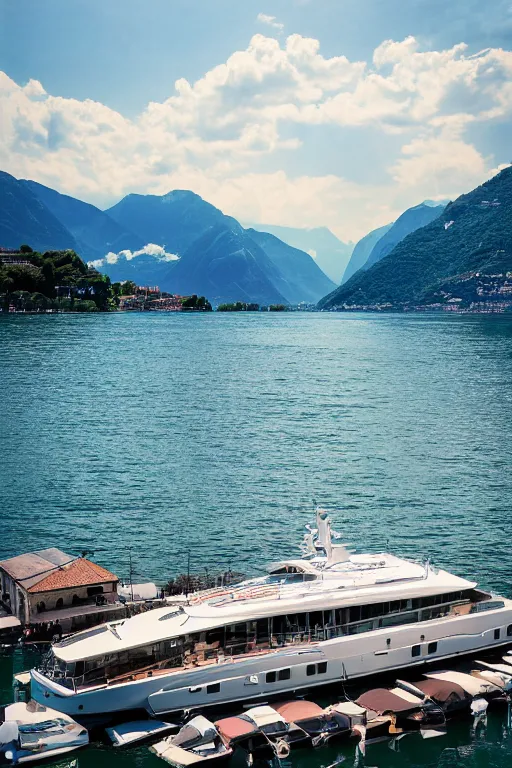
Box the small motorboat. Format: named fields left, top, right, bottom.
left=239, top=705, right=309, bottom=752
left=471, top=661, right=512, bottom=692
left=215, top=706, right=306, bottom=759
left=328, top=700, right=391, bottom=744
left=424, top=670, right=504, bottom=703
left=272, top=700, right=351, bottom=746
left=356, top=687, right=446, bottom=737
left=151, top=715, right=232, bottom=768
left=0, top=700, right=88, bottom=765
left=409, top=678, right=473, bottom=716
left=106, top=719, right=178, bottom=747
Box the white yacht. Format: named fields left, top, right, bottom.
left=30, top=510, right=512, bottom=719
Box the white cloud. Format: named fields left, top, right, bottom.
left=257, top=13, right=284, bottom=31
left=89, top=243, right=180, bottom=268
left=1, top=32, right=511, bottom=239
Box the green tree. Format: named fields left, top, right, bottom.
left=19, top=244, right=33, bottom=254
left=120, top=280, right=138, bottom=295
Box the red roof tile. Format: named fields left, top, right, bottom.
left=28, top=558, right=118, bottom=593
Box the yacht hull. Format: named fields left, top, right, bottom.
left=30, top=605, right=512, bottom=720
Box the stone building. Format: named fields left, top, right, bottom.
left=0, top=548, right=125, bottom=632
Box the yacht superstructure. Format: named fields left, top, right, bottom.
left=30, top=510, right=512, bottom=719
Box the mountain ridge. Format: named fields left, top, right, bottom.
left=318, top=167, right=512, bottom=309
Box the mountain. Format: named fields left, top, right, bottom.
left=106, top=190, right=230, bottom=254
left=21, top=180, right=144, bottom=261
left=318, top=166, right=512, bottom=309
left=0, top=171, right=79, bottom=253
left=363, top=202, right=446, bottom=271
left=341, top=223, right=393, bottom=284
left=246, top=229, right=336, bottom=303
left=1, top=174, right=340, bottom=304
left=244, top=223, right=353, bottom=283
left=162, top=224, right=290, bottom=306
left=106, top=189, right=333, bottom=302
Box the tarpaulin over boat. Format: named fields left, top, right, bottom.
left=273, top=701, right=324, bottom=722
left=241, top=706, right=287, bottom=736
left=215, top=717, right=259, bottom=742
left=356, top=689, right=420, bottom=714
left=414, top=679, right=469, bottom=704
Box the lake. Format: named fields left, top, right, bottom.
left=1, top=311, right=512, bottom=767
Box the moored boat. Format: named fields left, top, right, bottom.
left=0, top=701, right=88, bottom=765
left=151, top=716, right=232, bottom=768
left=106, top=719, right=178, bottom=747
left=355, top=686, right=446, bottom=737
left=272, top=700, right=351, bottom=745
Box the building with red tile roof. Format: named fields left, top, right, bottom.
left=0, top=548, right=121, bottom=631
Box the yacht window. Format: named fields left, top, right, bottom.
left=411, top=645, right=421, bottom=657
left=306, top=664, right=316, bottom=676
left=494, top=628, right=500, bottom=640
left=266, top=671, right=277, bottom=683
left=207, top=683, right=221, bottom=694
left=189, top=686, right=202, bottom=693
left=317, top=662, right=327, bottom=674
left=74, top=661, right=85, bottom=677
left=427, top=642, right=438, bottom=654
left=278, top=668, right=291, bottom=681
left=379, top=612, right=418, bottom=629
left=507, top=625, right=512, bottom=637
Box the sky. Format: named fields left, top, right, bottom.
left=1, top=0, right=511, bottom=241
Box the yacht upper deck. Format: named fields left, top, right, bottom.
left=52, top=551, right=475, bottom=663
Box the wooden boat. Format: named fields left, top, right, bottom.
left=272, top=700, right=351, bottom=746
left=106, top=719, right=178, bottom=747
left=0, top=701, right=88, bottom=765
left=151, top=715, right=233, bottom=767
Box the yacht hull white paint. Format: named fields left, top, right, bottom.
left=31, top=605, right=512, bottom=718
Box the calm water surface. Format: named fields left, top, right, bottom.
left=1, top=311, right=512, bottom=767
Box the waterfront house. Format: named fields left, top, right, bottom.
left=0, top=548, right=126, bottom=632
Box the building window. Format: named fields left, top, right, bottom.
left=266, top=671, right=277, bottom=683
left=56, top=598, right=64, bottom=609
left=207, top=683, right=220, bottom=694
left=427, top=642, right=438, bottom=654
left=412, top=645, right=421, bottom=657
left=317, top=662, right=327, bottom=674
left=494, top=628, right=500, bottom=640
left=306, top=664, right=316, bottom=676
left=278, top=668, right=291, bottom=681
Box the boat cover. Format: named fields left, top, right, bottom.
left=414, top=679, right=469, bottom=704
left=356, top=689, right=420, bottom=715
left=273, top=701, right=325, bottom=722
left=330, top=702, right=367, bottom=717
left=173, top=717, right=218, bottom=749
left=242, top=707, right=287, bottom=729
left=475, top=661, right=512, bottom=675
left=424, top=671, right=500, bottom=697
left=215, top=717, right=259, bottom=742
